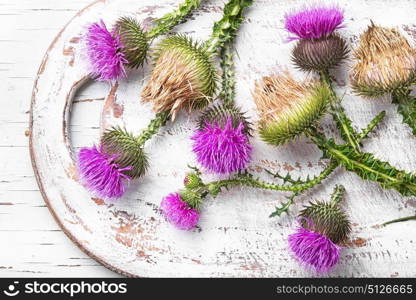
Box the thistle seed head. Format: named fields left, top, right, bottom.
left=141, top=35, right=217, bottom=119
left=253, top=73, right=330, bottom=146
left=351, top=23, right=416, bottom=98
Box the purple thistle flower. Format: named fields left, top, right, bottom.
left=284, top=5, right=344, bottom=41
left=160, top=193, right=200, bottom=231
left=77, top=146, right=132, bottom=201
left=85, top=20, right=128, bottom=81
left=191, top=118, right=252, bottom=174
left=288, top=227, right=341, bottom=274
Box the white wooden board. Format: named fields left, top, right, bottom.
left=28, top=0, right=416, bottom=277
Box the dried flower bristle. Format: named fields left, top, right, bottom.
left=141, top=35, right=217, bottom=119
left=292, top=34, right=349, bottom=72
left=253, top=73, right=330, bottom=146
left=101, top=127, right=148, bottom=179
left=351, top=23, right=416, bottom=97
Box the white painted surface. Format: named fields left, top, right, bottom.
left=2, top=0, right=416, bottom=277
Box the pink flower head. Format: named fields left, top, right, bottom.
left=77, top=146, right=132, bottom=201
left=288, top=227, right=341, bottom=274
left=284, top=5, right=344, bottom=41
left=160, top=193, right=200, bottom=231
left=191, top=118, right=252, bottom=174
left=85, top=20, right=128, bottom=81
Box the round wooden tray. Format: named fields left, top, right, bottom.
left=30, top=0, right=416, bottom=277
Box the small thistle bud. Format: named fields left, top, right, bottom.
left=284, top=5, right=344, bottom=41
left=141, top=35, right=217, bottom=119
left=160, top=193, right=200, bottom=231
left=253, top=73, right=330, bottom=146
left=101, top=127, right=148, bottom=179
left=183, top=172, right=203, bottom=189
left=351, top=23, right=416, bottom=98
left=289, top=185, right=351, bottom=273
left=292, top=34, right=349, bottom=72
left=115, top=17, right=149, bottom=69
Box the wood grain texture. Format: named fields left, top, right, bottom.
left=10, top=0, right=416, bottom=277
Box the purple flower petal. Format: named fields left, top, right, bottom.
left=160, top=193, right=199, bottom=231
left=85, top=20, right=128, bottom=81
left=284, top=5, right=344, bottom=40
left=77, top=145, right=131, bottom=201
left=288, top=227, right=341, bottom=273
left=191, top=118, right=252, bottom=174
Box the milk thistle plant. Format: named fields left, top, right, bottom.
left=160, top=3, right=416, bottom=231
left=289, top=185, right=351, bottom=273
left=84, top=0, right=204, bottom=81
left=77, top=0, right=254, bottom=201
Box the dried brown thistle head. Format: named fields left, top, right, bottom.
left=350, top=23, right=416, bottom=98
left=141, top=35, right=217, bottom=120
left=252, top=72, right=330, bottom=146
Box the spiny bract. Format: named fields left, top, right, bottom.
left=115, top=16, right=149, bottom=69
left=292, top=34, right=349, bottom=72
left=299, top=200, right=351, bottom=244
left=253, top=73, right=330, bottom=146
left=101, top=126, right=148, bottom=179
left=141, top=35, right=217, bottom=119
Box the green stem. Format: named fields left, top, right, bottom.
left=220, top=43, right=236, bottom=107
left=319, top=70, right=360, bottom=152
left=205, top=0, right=253, bottom=54
left=382, top=215, right=416, bottom=226
left=136, top=112, right=170, bottom=146
left=205, top=161, right=337, bottom=196
left=392, top=88, right=416, bottom=136
left=147, top=0, right=203, bottom=39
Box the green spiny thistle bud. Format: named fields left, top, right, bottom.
left=115, top=16, right=149, bottom=69
left=183, top=172, right=203, bottom=189
left=299, top=185, right=351, bottom=244
left=292, top=34, right=349, bottom=72
left=141, top=35, right=217, bottom=119
left=197, top=104, right=252, bottom=135
left=351, top=23, right=416, bottom=98
left=253, top=72, right=330, bottom=146
left=101, top=127, right=148, bottom=179
left=179, top=189, right=203, bottom=209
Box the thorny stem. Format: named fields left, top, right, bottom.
left=205, top=0, right=253, bottom=54
left=320, top=70, right=361, bottom=152
left=147, top=0, right=203, bottom=39
left=220, top=43, right=236, bottom=107
left=136, top=112, right=170, bottom=146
